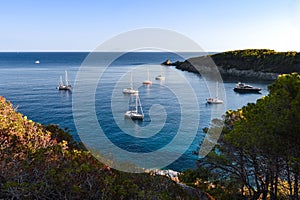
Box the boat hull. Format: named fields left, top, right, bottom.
left=123, top=88, right=138, bottom=94
left=143, top=80, right=152, bottom=85
left=233, top=88, right=261, bottom=93
left=206, top=98, right=223, bottom=104
left=58, top=85, right=72, bottom=91
left=124, top=111, right=144, bottom=120
left=155, top=76, right=165, bottom=81
left=207, top=100, right=223, bottom=104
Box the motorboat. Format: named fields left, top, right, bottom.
left=233, top=82, right=261, bottom=93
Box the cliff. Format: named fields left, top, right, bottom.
left=172, top=49, right=300, bottom=80
left=0, top=96, right=211, bottom=199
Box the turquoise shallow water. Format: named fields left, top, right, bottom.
left=0, top=52, right=271, bottom=171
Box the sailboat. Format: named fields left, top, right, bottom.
left=123, top=72, right=138, bottom=94
left=57, top=71, right=72, bottom=91
left=206, top=81, right=223, bottom=104
left=143, top=68, right=152, bottom=85
left=124, top=93, right=144, bottom=120
left=155, top=67, right=165, bottom=81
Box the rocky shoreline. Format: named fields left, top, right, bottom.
left=218, top=67, right=278, bottom=80
left=163, top=59, right=278, bottom=81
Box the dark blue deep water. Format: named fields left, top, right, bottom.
left=0, top=52, right=272, bottom=171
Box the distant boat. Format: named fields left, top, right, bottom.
left=35, top=60, right=40, bottom=64
left=233, top=82, right=261, bottom=93
left=124, top=93, right=144, bottom=120
left=206, top=81, right=223, bottom=104
left=155, top=74, right=165, bottom=81
left=155, top=67, right=165, bottom=81
left=57, top=71, right=72, bottom=91
left=123, top=72, right=138, bottom=94
left=143, top=68, right=152, bottom=85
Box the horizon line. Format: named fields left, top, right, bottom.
left=0, top=50, right=221, bottom=53
left=0, top=48, right=298, bottom=53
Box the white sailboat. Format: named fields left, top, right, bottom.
left=124, top=93, right=144, bottom=120
left=206, top=81, right=223, bottom=104
left=155, top=67, right=165, bottom=81
left=57, top=71, right=72, bottom=91
left=143, top=68, right=152, bottom=85
left=123, top=72, right=138, bottom=94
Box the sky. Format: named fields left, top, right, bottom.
left=0, top=0, right=299, bottom=52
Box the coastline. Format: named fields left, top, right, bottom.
left=163, top=59, right=278, bottom=81
left=163, top=49, right=300, bottom=81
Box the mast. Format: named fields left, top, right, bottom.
left=65, top=71, right=69, bottom=86
left=139, top=96, right=143, bottom=115
left=130, top=72, right=133, bottom=89
left=216, top=81, right=219, bottom=99
left=135, top=94, right=138, bottom=112
left=147, top=68, right=150, bottom=80
left=60, top=76, right=63, bottom=85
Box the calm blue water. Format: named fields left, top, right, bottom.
left=0, top=52, right=272, bottom=171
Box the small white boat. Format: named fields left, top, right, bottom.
left=155, top=67, right=165, bottom=80
left=206, top=97, right=223, bottom=104
left=124, top=93, right=144, bottom=120
left=123, top=72, right=138, bottom=94
left=143, top=68, right=152, bottom=85
left=143, top=80, right=152, bottom=85
left=35, top=60, right=40, bottom=64
left=206, top=81, right=223, bottom=104
left=123, top=88, right=138, bottom=94
left=155, top=75, right=165, bottom=80
left=57, top=71, right=72, bottom=91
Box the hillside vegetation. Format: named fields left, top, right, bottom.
left=173, top=49, right=300, bottom=80
left=211, top=49, right=300, bottom=73
left=179, top=73, right=300, bottom=199
left=0, top=96, right=210, bottom=199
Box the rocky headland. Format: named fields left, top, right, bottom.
left=163, top=49, right=300, bottom=80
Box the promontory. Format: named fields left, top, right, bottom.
left=164, top=49, right=300, bottom=80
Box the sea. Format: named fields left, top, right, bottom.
left=0, top=52, right=272, bottom=171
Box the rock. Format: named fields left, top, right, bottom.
left=161, top=59, right=172, bottom=65
left=161, top=59, right=182, bottom=66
